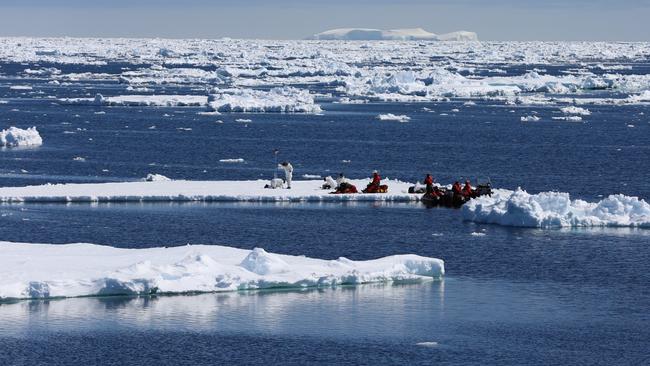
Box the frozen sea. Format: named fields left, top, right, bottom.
left=1, top=39, right=650, bottom=365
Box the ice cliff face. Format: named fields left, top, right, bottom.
left=309, top=28, right=478, bottom=41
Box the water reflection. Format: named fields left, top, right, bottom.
left=1, top=282, right=445, bottom=339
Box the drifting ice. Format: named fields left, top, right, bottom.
left=377, top=113, right=411, bottom=122
left=0, top=242, right=445, bottom=300
left=0, top=126, right=43, bottom=148
left=207, top=87, right=321, bottom=113
left=462, top=189, right=650, bottom=228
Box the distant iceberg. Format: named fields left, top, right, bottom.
left=309, top=28, right=478, bottom=41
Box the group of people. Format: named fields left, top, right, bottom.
left=321, top=170, right=384, bottom=194
left=272, top=162, right=474, bottom=199
left=423, top=173, right=473, bottom=198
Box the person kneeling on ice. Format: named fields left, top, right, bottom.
left=336, top=173, right=349, bottom=188
left=279, top=161, right=293, bottom=189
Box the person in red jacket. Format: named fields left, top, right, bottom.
left=371, top=170, right=381, bottom=186
left=462, top=180, right=473, bottom=197
left=452, top=181, right=462, bottom=195
left=424, top=174, right=433, bottom=186
left=424, top=174, right=434, bottom=194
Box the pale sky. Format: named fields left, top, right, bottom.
left=0, top=0, right=648, bottom=41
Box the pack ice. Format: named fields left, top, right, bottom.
left=0, top=242, right=444, bottom=300
left=462, top=189, right=650, bottom=228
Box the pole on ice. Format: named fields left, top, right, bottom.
left=273, top=149, right=279, bottom=180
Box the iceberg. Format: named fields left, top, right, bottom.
left=462, top=189, right=650, bottom=228
left=0, top=126, right=43, bottom=148
left=309, top=28, right=478, bottom=41
left=0, top=242, right=444, bottom=300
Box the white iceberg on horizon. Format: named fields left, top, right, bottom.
left=309, top=27, right=478, bottom=41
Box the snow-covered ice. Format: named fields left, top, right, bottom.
left=0, top=242, right=444, bottom=300
left=208, top=87, right=321, bottom=113
left=462, top=189, right=650, bottom=228
left=0, top=179, right=419, bottom=203
left=377, top=113, right=411, bottom=122
left=0, top=126, right=43, bottom=148
left=61, top=93, right=207, bottom=107
left=521, top=115, right=540, bottom=122
left=560, top=106, right=591, bottom=115
left=143, top=173, right=171, bottom=182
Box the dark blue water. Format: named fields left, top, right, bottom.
left=1, top=60, right=649, bottom=365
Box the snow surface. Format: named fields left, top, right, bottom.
left=0, top=242, right=444, bottom=300
left=310, top=28, right=478, bottom=41
left=0, top=126, right=43, bottom=148
left=462, top=189, right=650, bottom=228
left=0, top=179, right=418, bottom=203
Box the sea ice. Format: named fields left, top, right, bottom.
left=0, top=179, right=418, bottom=203
left=377, top=113, right=411, bottom=122
left=0, top=126, right=43, bottom=148
left=207, top=87, right=321, bottom=113
left=0, top=242, right=444, bottom=300
left=462, top=189, right=650, bottom=228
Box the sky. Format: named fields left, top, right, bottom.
left=0, top=0, right=648, bottom=41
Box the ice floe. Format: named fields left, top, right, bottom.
left=520, top=115, right=540, bottom=122
left=61, top=93, right=207, bottom=107
left=462, top=189, right=650, bottom=228
left=207, top=87, right=321, bottom=113
left=0, top=179, right=418, bottom=203
left=377, top=113, right=410, bottom=122
left=0, top=242, right=444, bottom=300
left=560, top=106, right=591, bottom=115
left=0, top=126, right=43, bottom=148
